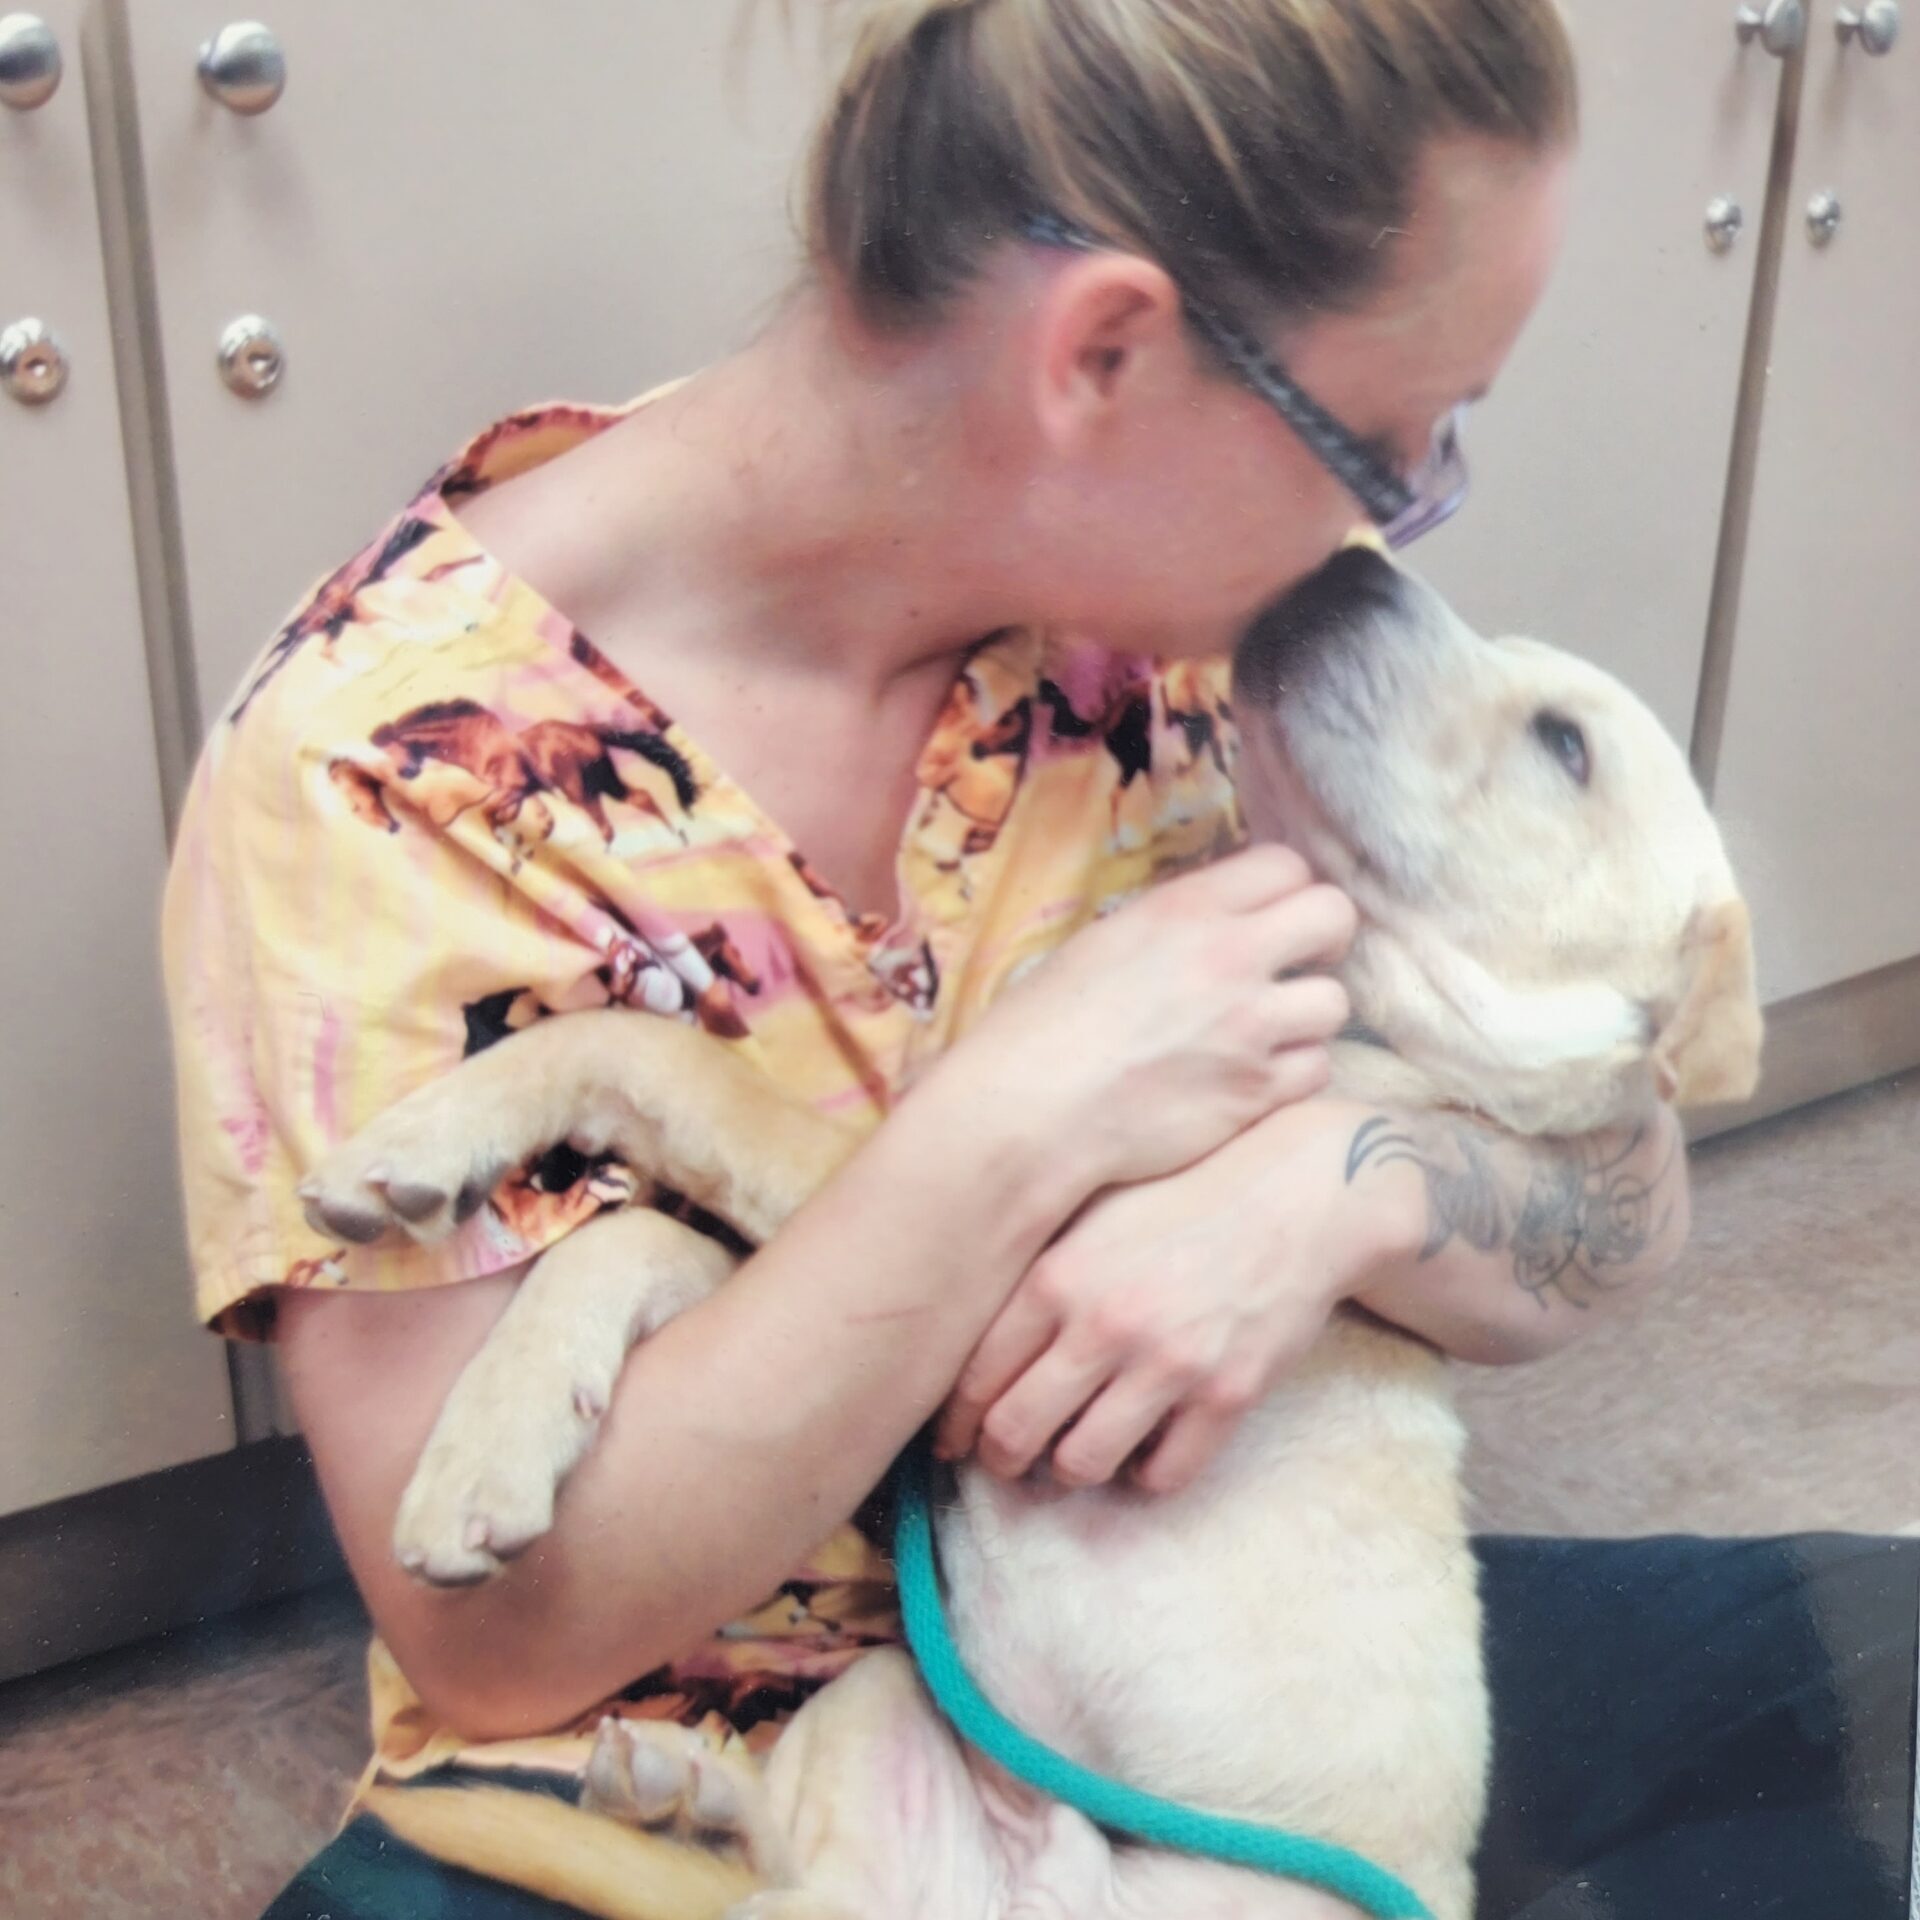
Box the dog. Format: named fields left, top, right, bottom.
left=302, top=549, right=1762, bottom=1920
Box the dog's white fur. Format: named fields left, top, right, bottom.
left=304, top=552, right=1762, bottom=1920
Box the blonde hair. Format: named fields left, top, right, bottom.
left=801, top=0, right=1577, bottom=330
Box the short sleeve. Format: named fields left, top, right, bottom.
left=162, top=687, right=635, bottom=1339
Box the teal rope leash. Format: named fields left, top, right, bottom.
left=892, top=1438, right=1435, bottom=1920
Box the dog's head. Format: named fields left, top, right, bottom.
left=1234, top=548, right=1762, bottom=1135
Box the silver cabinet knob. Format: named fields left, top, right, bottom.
left=1806, top=190, right=1844, bottom=245
left=1704, top=196, right=1746, bottom=252
left=1735, top=0, right=1807, bottom=54
left=1, top=318, right=68, bottom=404
left=218, top=315, right=286, bottom=396
left=197, top=22, right=285, bottom=115
left=0, top=12, right=61, bottom=109
left=1836, top=1, right=1900, bottom=52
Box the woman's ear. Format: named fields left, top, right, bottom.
left=1651, top=898, right=1763, bottom=1107
left=1033, top=254, right=1184, bottom=443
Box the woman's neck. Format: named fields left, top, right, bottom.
left=539, top=289, right=1031, bottom=700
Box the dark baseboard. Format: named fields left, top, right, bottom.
left=0, top=1435, right=346, bottom=1686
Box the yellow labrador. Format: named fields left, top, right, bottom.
left=303, top=548, right=1762, bottom=1920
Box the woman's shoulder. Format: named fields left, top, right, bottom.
left=214, top=399, right=644, bottom=754
left=217, top=504, right=470, bottom=738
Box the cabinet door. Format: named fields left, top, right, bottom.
left=1710, top=14, right=1920, bottom=1003
left=1417, top=0, right=1780, bottom=741
left=0, top=0, right=234, bottom=1515
left=125, top=1, right=825, bottom=727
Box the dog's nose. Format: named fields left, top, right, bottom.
left=1235, top=548, right=1407, bottom=706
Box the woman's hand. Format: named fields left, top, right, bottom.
left=927, top=845, right=1358, bottom=1197
left=934, top=1096, right=1419, bottom=1496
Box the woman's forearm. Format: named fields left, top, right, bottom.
left=288, top=1065, right=1091, bottom=1742
left=1344, top=1101, right=1691, bottom=1365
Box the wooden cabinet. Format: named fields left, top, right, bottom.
left=121, top=0, right=825, bottom=727
left=0, top=0, right=1912, bottom=1532
left=0, top=0, right=233, bottom=1516
left=1420, top=0, right=1785, bottom=743
left=1710, top=13, right=1920, bottom=1003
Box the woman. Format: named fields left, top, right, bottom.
left=163, top=2, right=1916, bottom=1916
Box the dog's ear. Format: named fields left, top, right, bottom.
left=1651, top=898, right=1763, bottom=1107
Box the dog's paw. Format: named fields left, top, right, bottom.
left=584, top=1718, right=737, bottom=1828
left=301, top=1096, right=512, bottom=1248
left=585, top=1718, right=794, bottom=1885
left=391, top=1447, right=559, bottom=1586
left=391, top=1369, right=603, bottom=1585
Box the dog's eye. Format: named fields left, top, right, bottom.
left=1532, top=711, right=1591, bottom=788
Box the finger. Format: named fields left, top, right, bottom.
left=1267, top=1043, right=1333, bottom=1105
left=974, top=1345, right=1113, bottom=1482
left=934, top=1289, right=1059, bottom=1461
left=1131, top=1399, right=1244, bottom=1496
left=1049, top=1371, right=1188, bottom=1491
left=1248, top=883, right=1359, bottom=975
left=1161, top=842, right=1313, bottom=914
left=1262, top=974, right=1351, bottom=1050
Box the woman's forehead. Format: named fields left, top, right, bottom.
left=1299, top=141, right=1572, bottom=407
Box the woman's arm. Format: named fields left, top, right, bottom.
left=936, top=1096, right=1691, bottom=1495
left=280, top=1071, right=1082, bottom=1742
left=277, top=845, right=1352, bottom=1740
left=1345, top=1100, right=1691, bottom=1365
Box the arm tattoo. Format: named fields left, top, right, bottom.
left=1344, top=1114, right=1676, bottom=1311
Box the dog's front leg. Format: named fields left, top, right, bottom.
left=303, top=1008, right=853, bottom=1250
left=394, top=1205, right=737, bottom=1585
